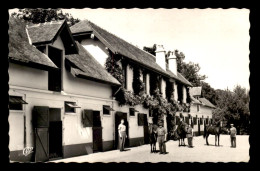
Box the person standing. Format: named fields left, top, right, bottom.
left=156, top=121, right=168, bottom=154
left=118, top=119, right=127, bottom=151
left=186, top=124, right=194, bottom=148
left=230, top=124, right=237, bottom=148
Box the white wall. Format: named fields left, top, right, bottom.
left=126, top=64, right=133, bottom=92
left=64, top=71, right=113, bottom=99
left=161, top=78, right=166, bottom=99
left=183, top=86, right=187, bottom=103
left=9, top=63, right=48, bottom=90
left=146, top=73, right=150, bottom=95
left=9, top=87, right=115, bottom=151
left=9, top=111, right=24, bottom=151
left=173, top=81, right=178, bottom=101
left=81, top=39, right=110, bottom=67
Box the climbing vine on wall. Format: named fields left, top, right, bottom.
left=132, top=66, right=145, bottom=96
left=105, top=55, right=124, bottom=84
left=105, top=54, right=185, bottom=118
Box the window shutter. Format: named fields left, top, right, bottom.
left=82, top=110, right=93, bottom=127
left=33, top=106, right=49, bottom=128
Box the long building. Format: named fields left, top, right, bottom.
left=8, top=17, right=214, bottom=162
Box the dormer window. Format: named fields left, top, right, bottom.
left=48, top=46, right=62, bottom=92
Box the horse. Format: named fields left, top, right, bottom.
left=172, top=122, right=188, bottom=146
left=204, top=122, right=229, bottom=146
left=148, top=123, right=158, bottom=153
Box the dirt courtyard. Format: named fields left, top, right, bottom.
left=50, top=135, right=249, bottom=163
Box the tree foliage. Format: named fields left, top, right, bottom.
left=213, top=86, right=250, bottom=134
left=201, top=81, right=217, bottom=105
left=11, top=8, right=80, bottom=26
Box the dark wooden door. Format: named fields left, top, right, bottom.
left=33, top=106, right=49, bottom=162
left=198, top=119, right=201, bottom=136
left=35, top=128, right=49, bottom=162
left=115, top=112, right=128, bottom=149
left=93, top=111, right=102, bottom=152
left=93, top=127, right=103, bottom=152
left=143, top=114, right=149, bottom=144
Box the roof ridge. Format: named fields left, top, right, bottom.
left=27, top=19, right=65, bottom=28
left=88, top=20, right=157, bottom=60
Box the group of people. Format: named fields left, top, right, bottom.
left=117, top=118, right=237, bottom=154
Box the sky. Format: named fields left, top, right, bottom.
left=9, top=8, right=250, bottom=91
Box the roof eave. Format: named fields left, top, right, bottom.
left=75, top=73, right=121, bottom=86
left=9, top=57, right=58, bottom=71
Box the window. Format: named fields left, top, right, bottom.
left=48, top=46, right=62, bottom=92
left=129, top=108, right=138, bottom=116
left=9, top=96, right=28, bottom=110
left=177, top=84, right=183, bottom=103
left=197, top=104, right=200, bottom=112
left=200, top=118, right=203, bottom=125
left=193, top=117, right=197, bottom=125
left=65, top=101, right=80, bottom=113
left=149, top=109, right=153, bottom=117
left=103, top=105, right=114, bottom=115
left=206, top=116, right=209, bottom=125
left=143, top=72, right=147, bottom=94
left=122, top=63, right=127, bottom=89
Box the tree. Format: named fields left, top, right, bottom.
left=213, top=86, right=250, bottom=134
left=201, top=81, right=217, bottom=105
left=11, top=8, right=80, bottom=26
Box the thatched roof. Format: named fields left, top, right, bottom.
left=27, top=20, right=78, bottom=54
left=190, top=96, right=202, bottom=105
left=70, top=20, right=92, bottom=34
left=189, top=87, right=202, bottom=96
left=8, top=17, right=57, bottom=69
left=177, top=73, right=193, bottom=87
left=70, top=20, right=192, bottom=86
left=27, top=20, right=64, bottom=44
left=166, top=69, right=193, bottom=86
left=65, top=41, right=121, bottom=86
left=198, top=98, right=216, bottom=108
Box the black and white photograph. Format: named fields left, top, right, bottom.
left=7, top=8, right=250, bottom=163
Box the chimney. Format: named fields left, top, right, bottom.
left=155, top=45, right=166, bottom=71
left=168, top=51, right=178, bottom=75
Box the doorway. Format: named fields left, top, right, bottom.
left=33, top=106, right=62, bottom=162
left=49, top=108, right=62, bottom=160
left=114, top=112, right=129, bottom=149
left=92, top=111, right=102, bottom=152
left=143, top=114, right=149, bottom=144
